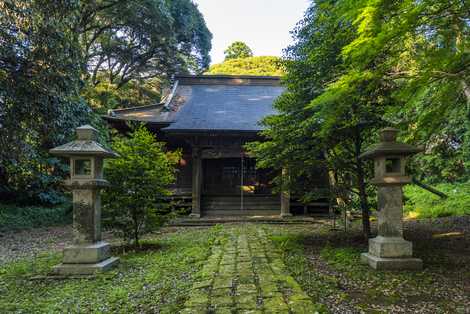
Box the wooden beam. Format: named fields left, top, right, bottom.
left=190, top=147, right=203, bottom=218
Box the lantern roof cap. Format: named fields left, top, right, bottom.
left=49, top=125, right=118, bottom=158
left=360, top=128, right=422, bottom=159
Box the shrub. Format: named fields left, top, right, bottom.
left=404, top=182, right=470, bottom=218
left=0, top=203, right=72, bottom=232
left=102, top=126, right=180, bottom=247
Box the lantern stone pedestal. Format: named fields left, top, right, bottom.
left=360, top=128, right=423, bottom=270
left=50, top=125, right=119, bottom=275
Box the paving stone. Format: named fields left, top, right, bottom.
left=263, top=296, right=289, bottom=313
left=257, top=271, right=276, bottom=280
left=238, top=275, right=256, bottom=284
left=193, top=279, right=212, bottom=290
left=210, top=306, right=233, bottom=314
left=238, top=262, right=252, bottom=271
left=184, top=292, right=209, bottom=308
left=238, top=310, right=264, bottom=314
left=213, top=276, right=235, bottom=289
left=260, top=284, right=281, bottom=297
left=212, top=287, right=232, bottom=297
left=211, top=294, right=234, bottom=307
left=236, top=283, right=257, bottom=294
left=179, top=306, right=207, bottom=314
left=180, top=226, right=316, bottom=314
left=236, top=293, right=259, bottom=309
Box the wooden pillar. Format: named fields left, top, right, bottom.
left=190, top=147, right=202, bottom=218
left=280, top=167, right=292, bottom=218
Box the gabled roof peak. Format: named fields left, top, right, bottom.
left=175, top=75, right=281, bottom=86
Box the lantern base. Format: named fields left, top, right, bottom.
left=53, top=241, right=119, bottom=276
left=53, top=257, right=120, bottom=275
left=368, top=236, right=413, bottom=258
left=63, top=241, right=112, bottom=264
left=361, top=253, right=422, bottom=270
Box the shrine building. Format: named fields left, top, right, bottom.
left=104, top=75, right=328, bottom=217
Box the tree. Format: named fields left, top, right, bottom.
left=249, top=0, right=470, bottom=240
left=102, top=126, right=180, bottom=247
left=0, top=0, right=92, bottom=204
left=0, top=0, right=213, bottom=205
left=340, top=0, right=470, bottom=183
left=79, top=0, right=212, bottom=110
left=224, top=41, right=253, bottom=60
left=247, top=1, right=391, bottom=238
left=206, top=56, right=285, bottom=76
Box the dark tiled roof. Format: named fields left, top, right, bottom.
left=104, top=104, right=177, bottom=124
left=106, top=75, right=284, bottom=133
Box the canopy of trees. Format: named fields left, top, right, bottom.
left=0, top=0, right=211, bottom=204
left=80, top=0, right=212, bottom=111
left=206, top=56, right=285, bottom=76
left=224, top=41, right=254, bottom=60
left=247, top=0, right=469, bottom=237
left=0, top=0, right=91, bottom=204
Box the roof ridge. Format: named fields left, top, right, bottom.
left=107, top=103, right=164, bottom=116
left=175, top=75, right=282, bottom=86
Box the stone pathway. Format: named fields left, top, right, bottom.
left=180, top=225, right=316, bottom=313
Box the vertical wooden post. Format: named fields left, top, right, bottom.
left=190, top=147, right=202, bottom=218
left=280, top=167, right=292, bottom=218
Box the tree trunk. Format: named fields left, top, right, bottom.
left=134, top=226, right=139, bottom=248
left=133, top=212, right=140, bottom=248
left=462, top=81, right=470, bottom=120
left=354, top=127, right=371, bottom=239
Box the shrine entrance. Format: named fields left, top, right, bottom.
left=201, top=157, right=280, bottom=215
left=202, top=158, right=273, bottom=196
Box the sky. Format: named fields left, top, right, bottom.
left=193, top=0, right=311, bottom=65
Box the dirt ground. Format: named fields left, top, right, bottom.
left=276, top=215, right=470, bottom=314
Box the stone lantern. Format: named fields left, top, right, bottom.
left=49, top=125, right=119, bottom=275
left=360, top=128, right=423, bottom=270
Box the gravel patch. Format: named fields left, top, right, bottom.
left=0, top=226, right=117, bottom=266
left=0, top=226, right=73, bottom=265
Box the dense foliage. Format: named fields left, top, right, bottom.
left=0, top=203, right=71, bottom=232
left=102, top=126, right=180, bottom=246
left=206, top=56, right=285, bottom=76
left=0, top=0, right=211, bottom=207
left=404, top=183, right=470, bottom=218
left=80, top=0, right=212, bottom=112
left=224, top=41, right=254, bottom=60
left=0, top=0, right=92, bottom=205
left=248, top=0, right=470, bottom=236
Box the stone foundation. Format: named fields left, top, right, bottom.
left=368, top=236, right=412, bottom=258
left=53, top=241, right=119, bottom=275
left=63, top=241, right=111, bottom=264
left=361, top=253, right=423, bottom=270
left=53, top=257, right=120, bottom=275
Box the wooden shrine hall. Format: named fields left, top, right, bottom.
left=105, top=75, right=328, bottom=217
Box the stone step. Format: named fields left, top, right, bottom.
left=202, top=195, right=280, bottom=211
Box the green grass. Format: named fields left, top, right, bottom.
left=0, top=226, right=222, bottom=313
left=267, top=225, right=469, bottom=313
left=0, top=203, right=72, bottom=231
left=268, top=231, right=331, bottom=313
left=404, top=182, right=470, bottom=218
